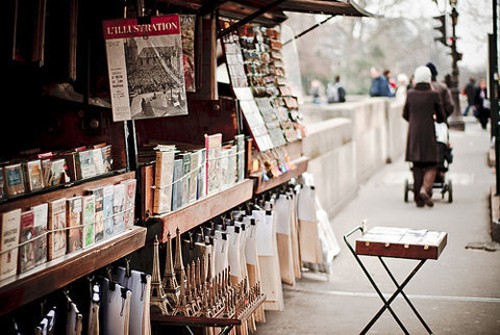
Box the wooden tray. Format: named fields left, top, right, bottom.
left=355, top=226, right=447, bottom=260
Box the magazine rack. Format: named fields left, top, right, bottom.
left=343, top=224, right=447, bottom=335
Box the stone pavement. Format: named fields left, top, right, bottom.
left=254, top=116, right=500, bottom=335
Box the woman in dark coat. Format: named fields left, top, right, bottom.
left=403, top=66, right=447, bottom=207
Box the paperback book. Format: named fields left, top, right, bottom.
left=1, top=208, right=21, bottom=280
left=66, top=196, right=83, bottom=253
left=48, top=198, right=67, bottom=261
left=82, top=194, right=96, bottom=248
left=3, top=163, right=25, bottom=196
left=204, top=133, right=222, bottom=195
left=18, top=209, right=35, bottom=273
left=102, top=184, right=114, bottom=239
left=31, top=203, right=48, bottom=266
left=121, top=178, right=137, bottom=229
left=113, top=183, right=126, bottom=234
left=103, top=15, right=188, bottom=121
left=25, top=159, right=45, bottom=192
left=87, top=187, right=104, bottom=242
left=153, top=148, right=175, bottom=214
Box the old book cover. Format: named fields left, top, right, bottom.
left=18, top=209, right=35, bottom=273
left=31, top=203, right=48, bottom=266
left=102, top=184, right=114, bottom=239
left=196, top=148, right=206, bottom=199
left=76, top=149, right=97, bottom=180
left=43, top=158, right=68, bottom=187
left=92, top=148, right=106, bottom=176
left=113, top=183, right=126, bottom=234
left=87, top=187, right=104, bottom=242
left=66, top=196, right=83, bottom=253
left=219, top=147, right=230, bottom=190
left=227, top=145, right=237, bottom=187
left=180, top=14, right=196, bottom=92
left=121, top=178, right=137, bottom=229
left=103, top=15, right=188, bottom=121
left=153, top=148, right=175, bottom=214
left=171, top=158, right=183, bottom=211
left=25, top=159, right=45, bottom=192
left=235, top=134, right=245, bottom=182
left=48, top=198, right=67, bottom=261
left=204, top=133, right=222, bottom=195
left=3, top=163, right=26, bottom=196
left=82, top=194, right=96, bottom=248
left=180, top=152, right=191, bottom=206
left=0, top=208, right=21, bottom=281
left=100, top=144, right=113, bottom=173
left=188, top=150, right=199, bottom=203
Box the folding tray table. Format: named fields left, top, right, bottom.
left=344, top=224, right=447, bottom=335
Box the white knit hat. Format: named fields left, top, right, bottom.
left=414, top=66, right=431, bottom=84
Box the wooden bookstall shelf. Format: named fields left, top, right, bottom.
left=154, top=179, right=254, bottom=243
left=0, top=171, right=146, bottom=317
left=251, top=156, right=309, bottom=195
left=0, top=226, right=147, bottom=316
left=150, top=293, right=266, bottom=327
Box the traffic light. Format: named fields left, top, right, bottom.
left=433, top=15, right=447, bottom=46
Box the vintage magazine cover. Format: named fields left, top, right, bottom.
left=48, top=198, right=67, bottom=261
left=66, top=196, right=83, bottom=253
left=0, top=208, right=21, bottom=281
left=103, top=15, right=188, bottom=121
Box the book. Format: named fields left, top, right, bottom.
left=31, top=203, right=48, bottom=266
left=92, top=148, right=106, bottom=176
left=18, top=209, right=35, bottom=273
left=100, top=144, right=113, bottom=173
left=171, top=158, right=183, bottom=211
left=195, top=149, right=206, bottom=199
left=87, top=187, right=104, bottom=242
left=102, top=184, right=114, bottom=239
left=219, top=147, right=229, bottom=190
left=25, top=159, right=45, bottom=192
left=48, top=198, right=67, bottom=261
left=180, top=152, right=191, bottom=206
left=66, top=196, right=83, bottom=253
left=153, top=148, right=175, bottom=214
left=204, top=133, right=222, bottom=195
left=43, top=158, right=68, bottom=187
left=103, top=15, right=188, bottom=121
left=188, top=150, right=199, bottom=203
left=82, top=194, right=96, bottom=248
left=76, top=149, right=97, bottom=180
left=235, top=134, right=245, bottom=182
left=3, top=163, right=26, bottom=196
left=113, top=183, right=126, bottom=234
left=0, top=209, right=21, bottom=281
left=121, top=178, right=137, bottom=230
left=227, top=145, right=237, bottom=187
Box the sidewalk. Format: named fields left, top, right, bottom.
left=254, top=116, right=500, bottom=334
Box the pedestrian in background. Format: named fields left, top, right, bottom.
left=473, top=78, right=490, bottom=129
left=426, top=62, right=454, bottom=122
left=395, top=73, right=410, bottom=101
left=310, top=79, right=322, bottom=104
left=462, top=77, right=478, bottom=116
left=369, top=67, right=394, bottom=97
left=326, top=75, right=346, bottom=103
left=383, top=69, right=397, bottom=96
left=403, top=66, right=446, bottom=208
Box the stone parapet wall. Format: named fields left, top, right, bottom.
left=301, top=98, right=407, bottom=217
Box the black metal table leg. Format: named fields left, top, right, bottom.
left=344, top=226, right=434, bottom=335
left=378, top=257, right=433, bottom=334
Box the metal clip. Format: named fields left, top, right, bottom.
left=404, top=244, right=409, bottom=249
left=424, top=244, right=429, bottom=250
left=365, top=241, right=370, bottom=247
left=385, top=242, right=390, bottom=248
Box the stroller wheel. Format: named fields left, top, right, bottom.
left=447, top=179, right=453, bottom=203
left=404, top=179, right=409, bottom=203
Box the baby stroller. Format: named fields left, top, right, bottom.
left=404, top=122, right=453, bottom=203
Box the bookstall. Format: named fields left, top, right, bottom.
left=1, top=0, right=371, bottom=333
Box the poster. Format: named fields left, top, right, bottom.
left=103, top=15, right=188, bottom=121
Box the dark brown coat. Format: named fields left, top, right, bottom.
left=403, top=83, right=446, bottom=163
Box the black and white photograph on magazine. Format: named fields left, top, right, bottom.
left=103, top=15, right=188, bottom=121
